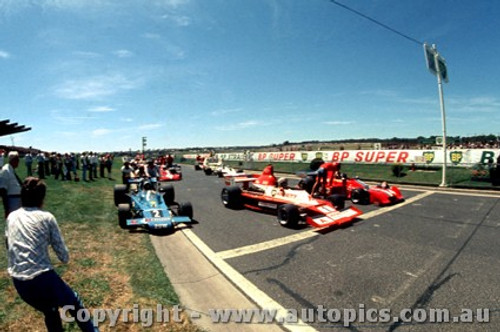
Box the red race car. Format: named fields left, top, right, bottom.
left=299, top=164, right=404, bottom=206
left=158, top=164, right=182, bottom=182
left=221, top=165, right=362, bottom=229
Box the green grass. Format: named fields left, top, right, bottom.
left=1, top=164, right=199, bottom=332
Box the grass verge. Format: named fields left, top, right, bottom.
left=0, top=165, right=201, bottom=332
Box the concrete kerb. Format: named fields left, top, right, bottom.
left=150, top=228, right=288, bottom=332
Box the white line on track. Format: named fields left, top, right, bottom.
left=396, top=185, right=500, bottom=198
left=182, top=228, right=318, bottom=332
left=216, top=191, right=434, bottom=260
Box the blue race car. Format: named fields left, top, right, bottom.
left=113, top=177, right=194, bottom=231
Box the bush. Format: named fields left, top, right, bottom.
left=309, top=158, right=324, bottom=171
left=392, top=164, right=405, bottom=177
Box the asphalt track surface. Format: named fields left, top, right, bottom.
left=167, top=166, right=500, bottom=331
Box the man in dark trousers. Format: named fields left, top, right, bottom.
left=5, top=177, right=98, bottom=332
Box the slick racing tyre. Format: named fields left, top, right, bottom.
left=221, top=186, right=242, bottom=209
left=114, top=184, right=130, bottom=206
left=277, top=204, right=299, bottom=228
left=178, top=201, right=194, bottom=219
left=350, top=188, right=370, bottom=205
left=327, top=194, right=346, bottom=210
left=118, top=203, right=133, bottom=229
left=159, top=183, right=175, bottom=205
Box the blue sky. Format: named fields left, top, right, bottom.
left=0, top=0, right=499, bottom=153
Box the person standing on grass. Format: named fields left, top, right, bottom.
left=5, top=177, right=98, bottom=332
left=25, top=151, right=33, bottom=176
left=105, top=154, right=113, bottom=179
left=0, top=151, right=22, bottom=218
left=36, top=151, right=46, bottom=179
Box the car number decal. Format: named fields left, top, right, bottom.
left=152, top=209, right=163, bottom=217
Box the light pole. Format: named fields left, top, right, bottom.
left=142, top=136, right=147, bottom=154
left=424, top=43, right=449, bottom=187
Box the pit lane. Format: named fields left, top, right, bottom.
left=169, top=166, right=500, bottom=331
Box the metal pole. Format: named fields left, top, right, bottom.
left=433, top=45, right=447, bottom=187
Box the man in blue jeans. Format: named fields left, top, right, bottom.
left=5, top=177, right=98, bottom=332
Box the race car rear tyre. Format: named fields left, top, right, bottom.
left=204, top=168, right=213, bottom=175
left=277, top=204, right=299, bottom=228
left=159, top=183, right=175, bottom=205
left=351, top=188, right=370, bottom=205
left=178, top=201, right=194, bottom=219
left=298, top=176, right=315, bottom=194
left=118, top=203, right=133, bottom=229
left=114, top=185, right=130, bottom=206
left=221, top=186, right=242, bottom=209
left=327, top=194, right=346, bottom=210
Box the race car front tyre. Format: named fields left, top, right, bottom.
left=114, top=185, right=130, bottom=206
left=118, top=204, right=133, bottom=229
left=351, top=189, right=370, bottom=205
left=327, top=194, right=346, bottom=210
left=221, top=186, right=242, bottom=209
left=178, top=201, right=194, bottom=219
left=277, top=204, right=299, bottom=228
left=204, top=168, right=213, bottom=175
left=159, top=183, right=175, bottom=205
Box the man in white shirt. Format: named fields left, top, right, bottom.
left=0, top=151, right=22, bottom=218
left=5, top=177, right=98, bottom=332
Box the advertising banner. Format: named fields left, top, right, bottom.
left=203, top=149, right=500, bottom=167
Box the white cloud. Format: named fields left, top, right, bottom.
left=0, top=50, right=10, bottom=58
left=155, top=0, right=190, bottom=9
left=215, top=120, right=261, bottom=131
left=54, top=74, right=141, bottom=100
left=161, top=13, right=191, bottom=26
left=139, top=123, right=163, bottom=130
left=448, top=96, right=500, bottom=113
left=324, top=121, right=355, bottom=125
left=92, top=128, right=112, bottom=136
left=39, top=0, right=113, bottom=11
left=211, top=108, right=242, bottom=116
left=113, top=49, right=133, bottom=58
left=73, top=51, right=101, bottom=58
left=88, top=106, right=115, bottom=112
left=50, top=110, right=97, bottom=124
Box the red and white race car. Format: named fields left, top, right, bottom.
left=158, top=164, right=182, bottom=182
left=299, top=171, right=404, bottom=206
left=221, top=165, right=362, bottom=229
